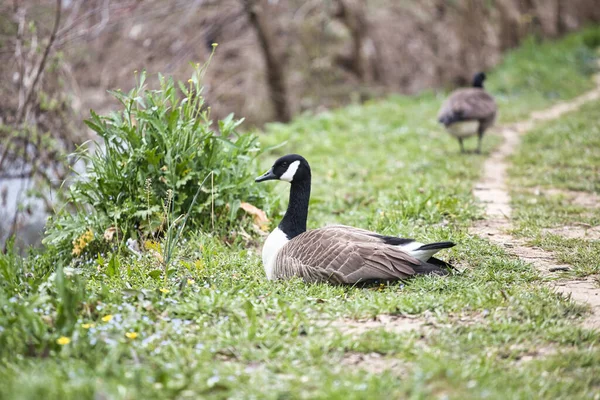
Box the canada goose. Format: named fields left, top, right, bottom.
left=255, top=154, right=455, bottom=284
left=438, top=72, right=497, bottom=154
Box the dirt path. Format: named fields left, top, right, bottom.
left=470, top=75, right=600, bottom=329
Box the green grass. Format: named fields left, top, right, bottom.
left=487, top=27, right=600, bottom=122
left=511, top=100, right=600, bottom=193
left=510, top=99, right=600, bottom=277
left=1, top=28, right=600, bottom=399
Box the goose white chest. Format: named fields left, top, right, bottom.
left=446, top=121, right=480, bottom=138
left=261, top=227, right=290, bottom=280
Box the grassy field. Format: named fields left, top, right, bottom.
left=1, top=28, right=600, bottom=399
left=486, top=30, right=599, bottom=122
left=510, top=99, right=600, bottom=277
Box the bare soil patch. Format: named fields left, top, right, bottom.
left=341, top=352, right=410, bottom=376
left=509, top=344, right=560, bottom=364
left=322, top=314, right=430, bottom=337
left=554, top=277, right=600, bottom=329
left=531, top=187, right=600, bottom=209
left=543, top=225, right=600, bottom=241
left=323, top=310, right=494, bottom=340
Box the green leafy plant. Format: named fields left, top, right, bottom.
left=45, top=62, right=273, bottom=261
left=0, top=242, right=86, bottom=358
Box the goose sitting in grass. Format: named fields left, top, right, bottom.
left=255, top=154, right=455, bottom=284
left=438, top=72, right=497, bottom=154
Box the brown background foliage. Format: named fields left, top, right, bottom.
left=1, top=0, right=599, bottom=248
left=57, top=0, right=600, bottom=125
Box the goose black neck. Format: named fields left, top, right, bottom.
left=472, top=75, right=485, bottom=88
left=279, top=177, right=311, bottom=239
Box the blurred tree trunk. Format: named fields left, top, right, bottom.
left=520, top=0, right=543, bottom=38
left=497, top=0, right=523, bottom=51
left=556, top=0, right=567, bottom=35
left=242, top=0, right=291, bottom=123
left=455, top=0, right=487, bottom=83
left=532, top=0, right=560, bottom=38
left=333, top=0, right=373, bottom=82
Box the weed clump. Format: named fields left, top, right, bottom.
left=45, top=65, right=272, bottom=262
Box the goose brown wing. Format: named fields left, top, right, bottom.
left=274, top=228, right=422, bottom=284
left=318, top=225, right=416, bottom=246
left=438, top=88, right=497, bottom=124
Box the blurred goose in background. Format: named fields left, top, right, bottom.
left=255, top=154, right=455, bottom=285
left=438, top=72, right=497, bottom=154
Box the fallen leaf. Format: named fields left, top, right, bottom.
left=240, top=202, right=269, bottom=231
left=103, top=227, right=118, bottom=241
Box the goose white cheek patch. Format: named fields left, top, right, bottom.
left=280, top=160, right=300, bottom=182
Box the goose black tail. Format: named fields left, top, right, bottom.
left=426, top=256, right=458, bottom=272
left=412, top=254, right=458, bottom=276
left=416, top=241, right=456, bottom=251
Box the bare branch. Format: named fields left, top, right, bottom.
left=16, top=0, right=63, bottom=124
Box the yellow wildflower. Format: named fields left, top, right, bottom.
left=188, top=79, right=193, bottom=83
left=56, top=336, right=71, bottom=345
left=81, top=323, right=95, bottom=329
left=125, top=332, right=138, bottom=339
left=212, top=43, right=218, bottom=47
left=159, top=288, right=170, bottom=294
left=187, top=279, right=195, bottom=285
left=144, top=240, right=162, bottom=252
left=72, top=229, right=94, bottom=256
left=102, top=314, right=113, bottom=322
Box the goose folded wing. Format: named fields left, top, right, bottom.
left=438, top=89, right=497, bottom=123
left=275, top=229, right=421, bottom=284
left=318, top=225, right=416, bottom=246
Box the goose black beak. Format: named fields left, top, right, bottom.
left=255, top=168, right=277, bottom=183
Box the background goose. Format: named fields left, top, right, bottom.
left=255, top=154, right=455, bottom=284
left=437, top=72, right=497, bottom=154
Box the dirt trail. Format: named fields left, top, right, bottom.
left=470, top=74, right=600, bottom=329
left=333, top=73, right=600, bottom=354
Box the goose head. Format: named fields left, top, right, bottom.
left=472, top=72, right=486, bottom=88
left=255, top=154, right=311, bottom=184
left=255, top=154, right=312, bottom=278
